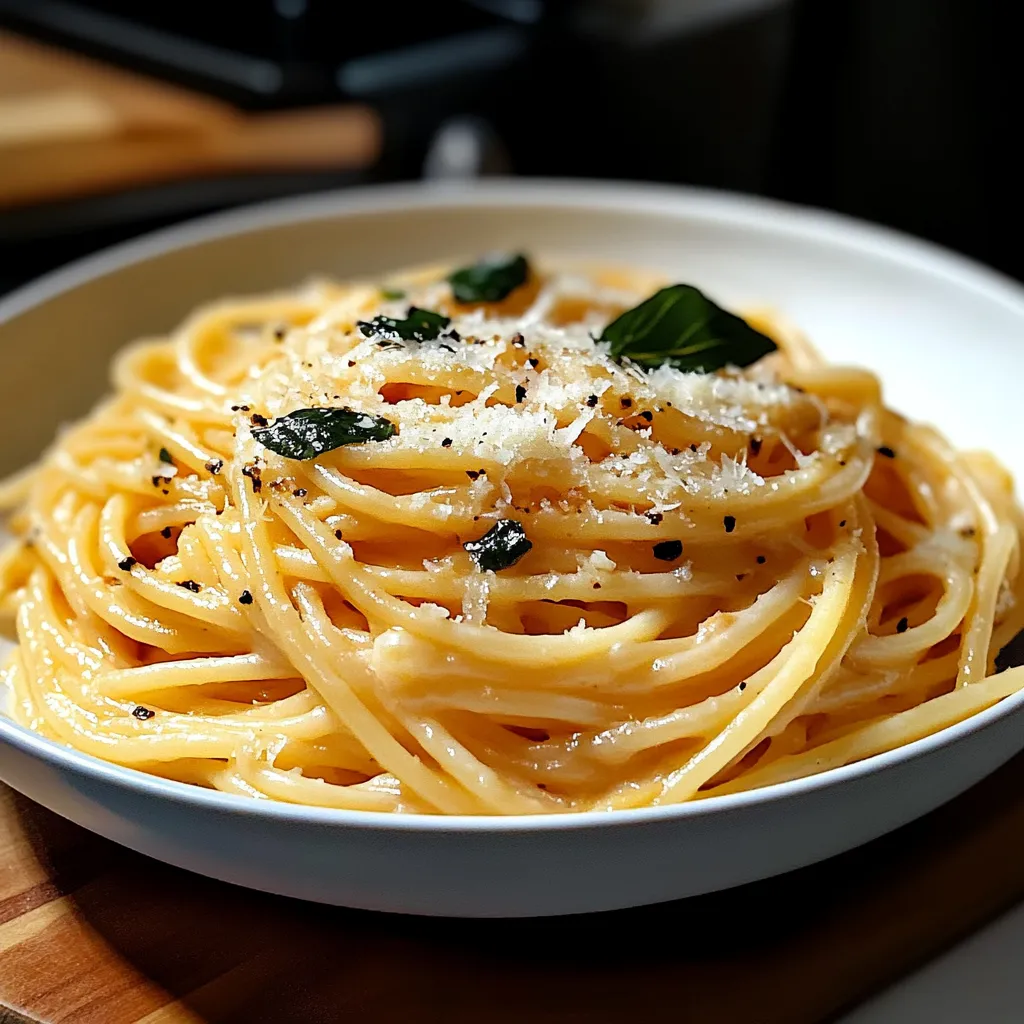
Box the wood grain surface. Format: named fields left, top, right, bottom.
left=4, top=751, right=1024, bottom=1023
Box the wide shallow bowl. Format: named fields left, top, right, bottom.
left=2, top=180, right=1024, bottom=918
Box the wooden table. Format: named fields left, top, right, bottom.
left=4, top=750, right=1024, bottom=1024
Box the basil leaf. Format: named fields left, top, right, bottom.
left=357, top=307, right=450, bottom=343
left=379, top=287, right=406, bottom=300
left=448, top=253, right=529, bottom=304
left=158, top=447, right=173, bottom=464
left=996, top=628, right=1024, bottom=673
left=253, top=407, right=396, bottom=461
left=600, top=284, right=777, bottom=373
left=463, top=519, right=532, bottom=572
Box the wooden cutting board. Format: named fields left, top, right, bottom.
left=4, top=751, right=1024, bottom=1024
left=0, top=31, right=381, bottom=209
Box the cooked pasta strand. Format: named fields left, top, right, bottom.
left=2, top=262, right=1021, bottom=815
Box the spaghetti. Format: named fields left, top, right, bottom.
left=2, top=257, right=1022, bottom=815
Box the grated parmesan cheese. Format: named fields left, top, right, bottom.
left=236, top=267, right=860, bottom=538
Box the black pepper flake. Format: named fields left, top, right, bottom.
left=273, top=325, right=287, bottom=340
left=690, top=444, right=698, bottom=452
left=639, top=410, right=653, bottom=422
left=896, top=616, right=909, bottom=634
left=177, top=579, right=201, bottom=593
left=736, top=573, right=747, bottom=581
left=646, top=511, right=663, bottom=525
left=528, top=357, right=540, bottom=369
left=510, top=333, right=525, bottom=348
left=445, top=329, right=462, bottom=343
left=586, top=394, right=599, bottom=408
left=205, top=459, right=224, bottom=475
left=293, top=488, right=308, bottom=498
left=756, top=555, right=766, bottom=564
left=117, top=556, right=137, bottom=571
left=652, top=539, right=683, bottom=562
left=750, top=436, right=763, bottom=456
left=515, top=384, right=528, bottom=404
left=441, top=437, right=453, bottom=448
left=724, top=515, right=736, bottom=533
left=160, top=527, right=172, bottom=539
left=620, top=397, right=633, bottom=408
left=132, top=705, right=155, bottom=720
left=161, top=489, right=169, bottom=495
left=877, top=446, right=896, bottom=459
left=839, top=520, right=847, bottom=528
left=961, top=527, right=977, bottom=538
left=739, top=682, right=747, bottom=691
left=250, top=413, right=269, bottom=427
left=241, top=463, right=263, bottom=493
left=334, top=529, right=343, bottom=539
left=230, top=405, right=251, bottom=412
left=347, top=360, right=356, bottom=368
left=466, top=469, right=486, bottom=481
left=238, top=590, right=254, bottom=605
left=593, top=582, right=602, bottom=589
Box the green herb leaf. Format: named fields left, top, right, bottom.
left=253, top=407, right=396, bottom=461
left=463, top=519, right=532, bottom=572
left=448, top=253, right=530, bottom=304
left=379, top=287, right=406, bottom=300
left=158, top=447, right=173, bottom=464
left=357, top=307, right=451, bottom=343
left=600, top=284, right=777, bottom=373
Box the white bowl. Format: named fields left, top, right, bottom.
left=3, top=180, right=1024, bottom=918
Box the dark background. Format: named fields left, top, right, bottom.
left=0, top=0, right=1016, bottom=294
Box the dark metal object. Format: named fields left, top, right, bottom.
left=0, top=0, right=533, bottom=108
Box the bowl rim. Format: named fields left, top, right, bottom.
left=3, top=176, right=1024, bottom=833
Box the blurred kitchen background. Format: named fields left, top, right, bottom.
left=0, top=0, right=1014, bottom=294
